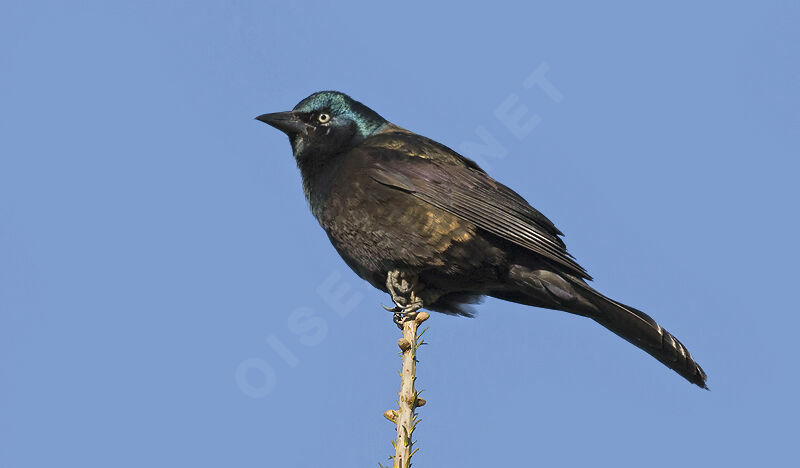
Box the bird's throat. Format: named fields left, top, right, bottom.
left=296, top=152, right=343, bottom=221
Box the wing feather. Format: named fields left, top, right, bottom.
left=364, top=141, right=591, bottom=280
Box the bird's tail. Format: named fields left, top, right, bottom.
left=501, top=265, right=707, bottom=388
left=570, top=279, right=708, bottom=389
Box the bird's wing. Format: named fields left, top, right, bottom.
left=357, top=139, right=591, bottom=280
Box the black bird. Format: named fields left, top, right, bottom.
left=256, top=91, right=707, bottom=389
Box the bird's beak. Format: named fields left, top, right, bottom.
left=255, top=111, right=306, bottom=136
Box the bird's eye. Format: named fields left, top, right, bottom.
left=317, top=113, right=331, bottom=124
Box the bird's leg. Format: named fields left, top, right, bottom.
left=384, top=270, right=441, bottom=328
left=385, top=270, right=420, bottom=310
left=385, top=270, right=422, bottom=325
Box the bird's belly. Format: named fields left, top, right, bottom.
left=320, top=188, right=502, bottom=291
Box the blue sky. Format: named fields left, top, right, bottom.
left=1, top=1, right=799, bottom=466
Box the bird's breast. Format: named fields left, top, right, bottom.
left=318, top=176, right=478, bottom=281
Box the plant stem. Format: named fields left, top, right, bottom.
left=384, top=311, right=429, bottom=468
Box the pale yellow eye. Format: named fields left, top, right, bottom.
left=317, top=113, right=331, bottom=123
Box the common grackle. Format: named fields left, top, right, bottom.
left=256, top=91, right=708, bottom=389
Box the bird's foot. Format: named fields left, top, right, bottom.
left=385, top=270, right=438, bottom=328
left=385, top=270, right=420, bottom=310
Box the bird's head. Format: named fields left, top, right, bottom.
left=256, top=91, right=388, bottom=159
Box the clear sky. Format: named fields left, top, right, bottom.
left=2, top=1, right=799, bottom=467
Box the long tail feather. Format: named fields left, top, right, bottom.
left=571, top=280, right=708, bottom=388
left=503, top=265, right=708, bottom=388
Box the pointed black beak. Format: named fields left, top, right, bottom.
left=255, top=111, right=306, bottom=136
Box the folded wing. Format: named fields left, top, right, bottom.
left=361, top=143, right=591, bottom=280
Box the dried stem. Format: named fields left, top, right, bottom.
left=383, top=311, right=429, bottom=468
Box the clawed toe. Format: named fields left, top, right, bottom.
left=392, top=308, right=420, bottom=328
left=386, top=270, right=428, bottom=328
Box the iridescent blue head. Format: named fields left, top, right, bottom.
left=256, top=91, right=388, bottom=159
